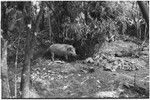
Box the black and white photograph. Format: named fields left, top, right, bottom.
left=1, top=1, right=149, bottom=99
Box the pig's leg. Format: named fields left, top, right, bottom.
left=51, top=52, right=54, bottom=61
left=65, top=55, right=68, bottom=61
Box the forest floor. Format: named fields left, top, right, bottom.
left=9, top=38, right=149, bottom=98
left=29, top=38, right=149, bottom=98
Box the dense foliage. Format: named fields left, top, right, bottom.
left=1, top=1, right=148, bottom=61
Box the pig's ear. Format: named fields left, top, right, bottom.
left=67, top=47, right=72, bottom=51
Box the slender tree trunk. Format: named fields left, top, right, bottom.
left=14, top=46, right=19, bottom=98
left=21, top=27, right=31, bottom=98
left=35, top=2, right=44, bottom=33
left=137, top=1, right=149, bottom=42
left=1, top=3, right=9, bottom=40
left=137, top=1, right=149, bottom=26
left=48, top=11, right=53, bottom=42
left=19, top=2, right=32, bottom=98
left=14, top=30, right=21, bottom=98
left=2, top=40, right=10, bottom=98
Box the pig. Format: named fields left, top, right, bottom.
left=46, top=43, right=77, bottom=61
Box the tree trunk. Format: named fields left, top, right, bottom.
left=20, top=27, right=31, bottom=98
left=34, top=2, right=44, bottom=33
left=137, top=1, right=149, bottom=42
left=14, top=30, right=21, bottom=98
left=48, top=11, right=53, bottom=42
left=1, top=3, right=9, bottom=40
left=137, top=1, right=149, bottom=26
left=2, top=40, right=10, bottom=98
left=20, top=2, right=33, bottom=98
left=20, top=2, right=44, bottom=98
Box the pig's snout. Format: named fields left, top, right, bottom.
left=67, top=47, right=77, bottom=56
left=71, top=52, right=77, bottom=56
left=71, top=50, right=77, bottom=56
